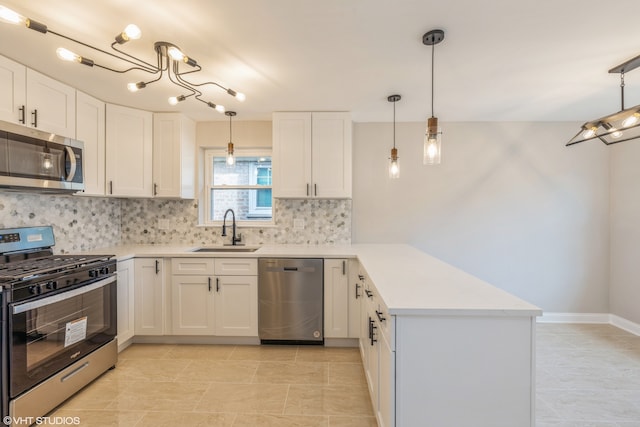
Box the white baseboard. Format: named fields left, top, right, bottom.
left=610, top=314, right=640, bottom=336
left=538, top=312, right=640, bottom=336
left=537, top=312, right=610, bottom=324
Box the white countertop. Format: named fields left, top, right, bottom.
left=89, top=243, right=541, bottom=317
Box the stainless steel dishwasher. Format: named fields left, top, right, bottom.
left=258, top=258, right=323, bottom=344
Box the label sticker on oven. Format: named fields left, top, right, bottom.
left=64, top=316, right=88, bottom=347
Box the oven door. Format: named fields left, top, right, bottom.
left=8, top=276, right=116, bottom=398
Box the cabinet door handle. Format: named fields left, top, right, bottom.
left=355, top=283, right=361, bottom=299
left=314, top=183, right=317, bottom=196
left=109, top=181, right=113, bottom=195
left=358, top=274, right=364, bottom=281
left=342, top=260, right=346, bottom=275
left=208, top=277, right=212, bottom=292
left=369, top=318, right=377, bottom=346
left=306, top=183, right=309, bottom=196
left=376, top=310, right=386, bottom=323
left=31, top=109, right=38, bottom=127
left=216, top=277, right=220, bottom=292
left=18, top=105, right=25, bottom=124
left=153, top=183, right=158, bottom=196
left=155, top=260, right=160, bottom=275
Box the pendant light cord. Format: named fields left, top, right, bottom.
left=229, top=114, right=232, bottom=141
left=431, top=42, right=435, bottom=118
left=621, top=71, right=625, bottom=111
left=393, top=100, right=396, bottom=149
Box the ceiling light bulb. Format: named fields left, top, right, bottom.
left=127, top=82, right=146, bottom=92
left=216, top=104, right=225, bottom=113
left=124, top=24, right=141, bottom=40
left=227, top=89, right=246, bottom=102
left=582, top=126, right=597, bottom=139
left=0, top=6, right=26, bottom=25
left=622, top=113, right=640, bottom=128
left=226, top=151, right=235, bottom=166
left=56, top=47, right=79, bottom=62
left=167, top=46, right=185, bottom=61
left=168, top=95, right=186, bottom=106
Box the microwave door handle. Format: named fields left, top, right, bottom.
left=64, top=146, right=77, bottom=182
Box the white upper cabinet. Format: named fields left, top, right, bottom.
left=272, top=112, right=352, bottom=198
left=105, top=103, right=153, bottom=197
left=76, top=91, right=105, bottom=196
left=0, top=55, right=26, bottom=124
left=0, top=56, right=75, bottom=137
left=25, top=69, right=76, bottom=137
left=152, top=113, right=196, bottom=199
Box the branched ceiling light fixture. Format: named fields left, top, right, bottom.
left=422, top=29, right=445, bottom=165
left=567, top=53, right=640, bottom=146
left=388, top=94, right=401, bottom=179
left=0, top=5, right=245, bottom=114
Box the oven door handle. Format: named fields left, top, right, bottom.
left=65, top=145, right=77, bottom=182
left=12, top=275, right=116, bottom=314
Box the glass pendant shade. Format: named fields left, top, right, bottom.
left=389, top=147, right=400, bottom=179
left=226, top=142, right=235, bottom=166
left=424, top=117, right=441, bottom=165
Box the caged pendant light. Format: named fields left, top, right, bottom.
left=422, top=29, right=445, bottom=165
left=388, top=95, right=401, bottom=179
left=225, top=111, right=236, bottom=166
left=566, top=52, right=640, bottom=147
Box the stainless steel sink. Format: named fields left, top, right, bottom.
left=190, top=246, right=260, bottom=253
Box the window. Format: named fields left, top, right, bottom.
left=204, top=149, right=273, bottom=225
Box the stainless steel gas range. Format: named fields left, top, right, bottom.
left=0, top=226, right=117, bottom=424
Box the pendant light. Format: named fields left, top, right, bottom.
left=225, top=111, right=236, bottom=166
left=566, top=52, right=640, bottom=147
left=423, top=29, right=445, bottom=165
left=388, top=95, right=401, bottom=179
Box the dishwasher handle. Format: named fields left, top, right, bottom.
left=283, top=267, right=298, bottom=271
left=263, top=266, right=318, bottom=273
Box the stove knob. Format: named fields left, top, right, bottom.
left=100, top=266, right=110, bottom=275
left=89, top=269, right=98, bottom=278
left=29, top=285, right=41, bottom=295
left=45, top=281, right=58, bottom=290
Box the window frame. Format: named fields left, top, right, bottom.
left=203, top=148, right=274, bottom=227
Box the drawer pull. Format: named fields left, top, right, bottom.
left=365, top=289, right=373, bottom=298
left=376, top=310, right=386, bottom=322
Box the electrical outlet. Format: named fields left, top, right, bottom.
left=293, top=219, right=305, bottom=230
left=157, top=219, right=170, bottom=230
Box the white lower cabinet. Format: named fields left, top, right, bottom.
left=116, top=259, right=135, bottom=345
left=134, top=258, right=165, bottom=335
left=214, top=275, right=258, bottom=336
left=171, top=258, right=257, bottom=337
left=324, top=259, right=349, bottom=338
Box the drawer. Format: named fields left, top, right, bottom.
left=171, top=258, right=215, bottom=275
left=214, top=258, right=257, bottom=275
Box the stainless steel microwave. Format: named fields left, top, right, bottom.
left=0, top=120, right=84, bottom=193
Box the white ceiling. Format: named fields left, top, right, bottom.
left=1, top=0, right=640, bottom=123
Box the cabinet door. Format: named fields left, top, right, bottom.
left=116, top=259, right=135, bottom=345
left=272, top=112, right=312, bottom=198
left=0, top=55, right=26, bottom=124
left=134, top=258, right=165, bottom=335
left=105, top=104, right=153, bottom=197
left=153, top=113, right=195, bottom=198
left=76, top=91, right=105, bottom=196
left=311, top=112, right=352, bottom=198
left=324, top=259, right=349, bottom=338
left=171, top=275, right=215, bottom=335
left=378, top=331, right=395, bottom=427
left=214, top=275, right=258, bottom=336
left=348, top=259, right=361, bottom=338
left=26, top=69, right=76, bottom=137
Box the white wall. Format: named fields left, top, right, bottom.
left=610, top=142, right=640, bottom=325
left=352, top=122, right=610, bottom=313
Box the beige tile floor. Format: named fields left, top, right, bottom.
left=51, top=324, right=640, bottom=426
left=51, top=344, right=377, bottom=426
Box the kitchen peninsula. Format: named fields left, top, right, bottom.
left=94, top=242, right=541, bottom=427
